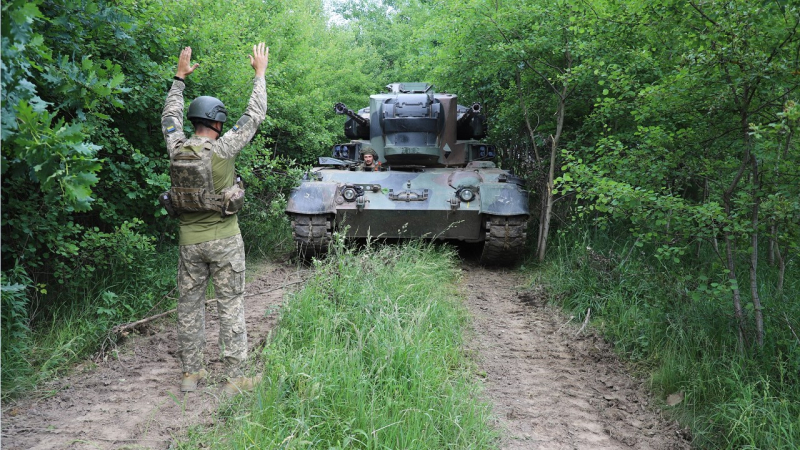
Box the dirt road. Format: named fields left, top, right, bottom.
left=2, top=261, right=691, bottom=449
left=1, top=262, right=300, bottom=450
left=461, top=264, right=690, bottom=449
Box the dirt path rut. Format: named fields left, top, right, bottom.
left=2, top=261, right=691, bottom=449
left=462, top=264, right=690, bottom=449
left=1, top=263, right=300, bottom=450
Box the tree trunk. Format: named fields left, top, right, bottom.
left=723, top=228, right=746, bottom=351
left=749, top=157, right=764, bottom=346
left=775, top=242, right=786, bottom=296
left=537, top=86, right=566, bottom=262
left=515, top=69, right=542, bottom=165
left=537, top=187, right=547, bottom=253
left=538, top=135, right=558, bottom=262
left=768, top=223, right=776, bottom=266
left=722, top=148, right=751, bottom=351
left=698, top=178, right=711, bottom=258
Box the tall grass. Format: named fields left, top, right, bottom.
left=1, top=248, right=178, bottom=400
left=533, top=229, right=800, bottom=449
left=178, top=240, right=497, bottom=449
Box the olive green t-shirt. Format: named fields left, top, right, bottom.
left=177, top=153, right=239, bottom=246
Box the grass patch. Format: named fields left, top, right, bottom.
left=1, top=248, right=179, bottom=400
left=240, top=197, right=294, bottom=260
left=177, top=240, right=497, bottom=449
left=531, top=229, right=800, bottom=449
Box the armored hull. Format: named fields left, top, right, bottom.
left=285, top=83, right=530, bottom=266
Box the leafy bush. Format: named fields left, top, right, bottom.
left=235, top=135, right=305, bottom=259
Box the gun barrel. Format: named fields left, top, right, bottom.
left=457, top=102, right=482, bottom=126
left=334, top=102, right=370, bottom=127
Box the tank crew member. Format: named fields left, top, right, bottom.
left=360, top=147, right=380, bottom=171
left=161, top=44, right=268, bottom=395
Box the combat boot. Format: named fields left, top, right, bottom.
left=180, top=369, right=208, bottom=392
left=221, top=374, right=262, bottom=396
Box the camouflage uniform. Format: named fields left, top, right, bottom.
left=161, top=76, right=267, bottom=377
left=177, top=235, right=246, bottom=375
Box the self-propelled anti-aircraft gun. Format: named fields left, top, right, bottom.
left=285, top=82, right=529, bottom=265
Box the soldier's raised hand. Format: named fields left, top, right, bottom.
left=176, top=47, right=199, bottom=79
left=250, top=42, right=268, bottom=77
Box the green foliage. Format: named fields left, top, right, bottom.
left=1, top=247, right=178, bottom=401
left=1, top=0, right=179, bottom=389
left=1, top=0, right=110, bottom=211
left=1, top=267, right=35, bottom=397
left=534, top=228, right=800, bottom=449
left=178, top=242, right=496, bottom=449
left=1, top=0, right=176, bottom=292
left=236, top=135, right=304, bottom=258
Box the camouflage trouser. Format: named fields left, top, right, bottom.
left=177, top=234, right=247, bottom=377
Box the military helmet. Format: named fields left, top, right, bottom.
left=361, top=147, right=377, bottom=158
left=188, top=96, right=228, bottom=123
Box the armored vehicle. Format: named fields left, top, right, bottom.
left=285, top=82, right=529, bottom=265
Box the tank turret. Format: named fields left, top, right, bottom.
left=334, top=83, right=491, bottom=168
left=376, top=82, right=444, bottom=166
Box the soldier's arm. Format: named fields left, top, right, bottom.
left=216, top=44, right=268, bottom=159
left=161, top=79, right=187, bottom=150
left=162, top=47, right=198, bottom=150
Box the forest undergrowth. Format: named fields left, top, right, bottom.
left=531, top=228, right=800, bottom=449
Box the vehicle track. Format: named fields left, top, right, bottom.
left=2, top=260, right=691, bottom=449
left=460, top=263, right=690, bottom=449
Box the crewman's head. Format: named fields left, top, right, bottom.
left=361, top=147, right=377, bottom=166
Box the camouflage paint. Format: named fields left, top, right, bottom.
left=287, top=164, right=528, bottom=240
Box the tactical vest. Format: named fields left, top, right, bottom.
left=159, top=141, right=244, bottom=218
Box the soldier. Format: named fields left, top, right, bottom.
left=360, top=147, right=380, bottom=171
left=161, top=43, right=268, bottom=395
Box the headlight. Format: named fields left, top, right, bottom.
left=342, top=187, right=358, bottom=202
left=458, top=188, right=475, bottom=202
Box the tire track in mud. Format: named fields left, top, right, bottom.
left=2, top=260, right=691, bottom=449
left=1, top=263, right=301, bottom=450
left=461, top=264, right=691, bottom=450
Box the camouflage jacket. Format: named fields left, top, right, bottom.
left=161, top=77, right=267, bottom=245
left=161, top=77, right=267, bottom=160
